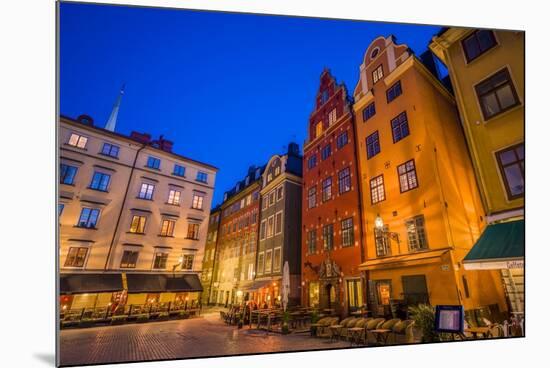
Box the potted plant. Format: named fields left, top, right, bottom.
left=136, top=314, right=149, bottom=323
left=282, top=311, right=290, bottom=334
left=157, top=312, right=169, bottom=321
left=408, top=304, right=440, bottom=343
left=310, top=310, right=319, bottom=336
left=110, top=315, right=127, bottom=325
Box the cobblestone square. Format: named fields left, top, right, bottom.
left=59, top=312, right=350, bottom=366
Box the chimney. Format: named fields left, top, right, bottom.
left=77, top=114, right=94, bottom=126
left=153, top=135, right=174, bottom=153
left=287, top=142, right=300, bottom=156
left=130, top=131, right=152, bottom=144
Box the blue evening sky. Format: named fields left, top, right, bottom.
left=60, top=2, right=443, bottom=206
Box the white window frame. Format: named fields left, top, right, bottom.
left=68, top=133, right=88, bottom=149
left=276, top=185, right=284, bottom=201
left=273, top=247, right=281, bottom=272
left=192, top=192, right=205, bottom=209
left=265, top=249, right=273, bottom=273
left=260, top=219, right=267, bottom=240
left=275, top=211, right=283, bottom=235
left=167, top=189, right=181, bottom=205
left=267, top=215, right=275, bottom=238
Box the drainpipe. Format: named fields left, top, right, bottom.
left=103, top=143, right=146, bottom=270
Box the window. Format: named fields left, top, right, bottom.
left=138, top=183, right=155, bottom=200
left=267, top=216, right=274, bottom=237
left=173, top=164, right=186, bottom=177
left=192, top=193, right=204, bottom=209
left=366, top=131, right=381, bottom=159
left=475, top=68, right=520, bottom=120
left=275, top=211, right=283, bottom=234
left=391, top=111, right=410, bottom=143
left=347, top=279, right=364, bottom=309
left=89, top=172, right=111, bottom=191
left=167, top=189, right=181, bottom=205
left=249, top=232, right=256, bottom=252
left=398, top=159, right=419, bottom=193
left=60, top=164, right=77, bottom=185
left=496, top=143, right=524, bottom=199
left=59, top=203, right=65, bottom=216
left=146, top=156, right=161, bottom=169
left=153, top=253, right=168, bottom=269
left=160, top=219, right=176, bottom=237
left=257, top=252, right=265, bottom=275
left=276, top=186, right=284, bottom=201
left=247, top=263, right=254, bottom=280
left=273, top=247, right=281, bottom=272
left=341, top=218, right=354, bottom=247
left=260, top=220, right=267, bottom=240
left=372, top=64, right=384, bottom=84
left=101, top=143, right=119, bottom=158
left=321, top=144, right=332, bottom=160
left=328, top=108, right=337, bottom=125
left=363, top=102, right=376, bottom=122
left=307, top=230, right=317, bottom=254
left=68, top=133, right=88, bottom=148
left=323, top=224, right=334, bottom=250
left=120, top=250, right=139, bottom=268
left=269, top=191, right=275, bottom=206
left=265, top=250, right=273, bottom=273
left=196, top=171, right=208, bottom=183
left=129, top=215, right=147, bottom=234
left=462, top=275, right=470, bottom=298
left=462, top=30, right=497, bottom=63
left=386, top=80, right=402, bottom=103
left=186, top=223, right=200, bottom=239
left=336, top=131, right=348, bottom=149
left=308, top=155, right=317, bottom=169
left=370, top=174, right=386, bottom=204
left=308, top=186, right=317, bottom=209
left=64, top=247, right=88, bottom=267
left=321, top=90, right=329, bottom=104
left=338, top=167, right=351, bottom=194
left=262, top=195, right=269, bottom=210
left=315, top=121, right=323, bottom=138
left=182, top=254, right=194, bottom=270
left=375, top=226, right=390, bottom=256
left=322, top=177, right=332, bottom=202
left=406, top=215, right=428, bottom=251
left=252, top=212, right=258, bottom=224
left=77, top=208, right=100, bottom=228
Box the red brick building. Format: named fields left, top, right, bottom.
left=301, top=70, right=365, bottom=316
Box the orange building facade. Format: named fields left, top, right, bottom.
left=301, top=70, right=365, bottom=316
left=352, top=36, right=507, bottom=318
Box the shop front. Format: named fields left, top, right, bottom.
left=463, top=219, right=524, bottom=316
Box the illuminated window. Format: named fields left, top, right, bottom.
left=276, top=186, right=284, bottom=201
left=269, top=191, right=275, bottom=206
left=397, top=159, right=418, bottom=192
left=273, top=247, right=281, bottom=272
left=101, top=143, right=119, bottom=158
left=60, top=164, right=77, bottom=185
left=192, top=192, right=204, bottom=209
left=68, top=133, right=88, bottom=149
left=153, top=253, right=168, bottom=269
left=160, top=219, right=176, bottom=237
left=267, top=215, right=274, bottom=237
left=129, top=215, right=147, bottom=233
left=372, top=64, right=384, bottom=84
left=375, top=226, right=390, bottom=256
left=167, top=189, right=181, bottom=205
left=186, top=223, right=200, bottom=239
left=275, top=166, right=281, bottom=176
left=323, top=224, right=334, bottom=250
left=260, top=220, right=267, bottom=240
left=315, top=121, right=323, bottom=138
left=341, top=217, right=354, bottom=247
left=376, top=281, right=392, bottom=305
left=138, top=183, right=155, bottom=200
left=120, top=250, right=139, bottom=268
left=257, top=252, right=265, bottom=275
left=89, top=172, right=111, bottom=191
left=182, top=254, right=194, bottom=270
left=366, top=131, right=380, bottom=159
left=328, top=108, right=337, bottom=125
left=370, top=174, right=386, bottom=204
left=146, top=156, right=161, bottom=169
left=265, top=249, right=272, bottom=273
left=64, top=247, right=88, bottom=267
left=77, top=208, right=100, bottom=228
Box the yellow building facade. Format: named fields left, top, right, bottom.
left=430, top=29, right=524, bottom=314
left=353, top=36, right=507, bottom=318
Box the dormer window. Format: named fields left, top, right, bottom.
left=328, top=108, right=337, bottom=126
left=373, top=65, right=384, bottom=84
left=245, top=177, right=250, bottom=186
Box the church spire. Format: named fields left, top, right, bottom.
left=104, top=84, right=125, bottom=132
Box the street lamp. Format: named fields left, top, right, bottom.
left=374, top=215, right=401, bottom=252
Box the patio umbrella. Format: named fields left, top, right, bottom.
left=282, top=261, right=290, bottom=312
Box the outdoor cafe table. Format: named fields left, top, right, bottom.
left=370, top=328, right=392, bottom=345
left=329, top=325, right=343, bottom=342
left=310, top=323, right=323, bottom=337
left=348, top=327, right=365, bottom=346
left=465, top=326, right=491, bottom=338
